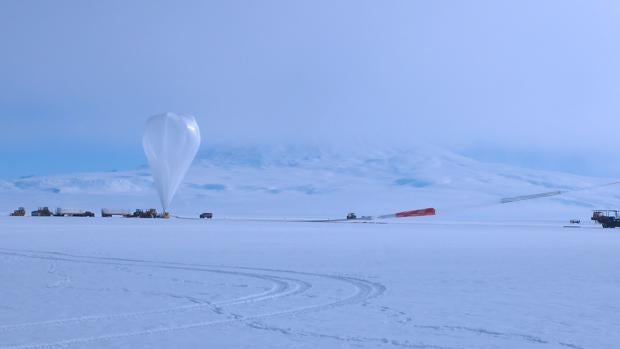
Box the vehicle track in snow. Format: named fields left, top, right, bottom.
left=0, top=249, right=385, bottom=349
left=0, top=249, right=309, bottom=333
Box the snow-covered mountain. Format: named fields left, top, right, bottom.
left=2, top=146, right=619, bottom=221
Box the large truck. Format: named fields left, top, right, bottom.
left=128, top=209, right=168, bottom=218
left=134, top=209, right=157, bottom=218
left=31, top=207, right=54, bottom=216
left=10, top=207, right=26, bottom=216
left=591, top=210, right=620, bottom=228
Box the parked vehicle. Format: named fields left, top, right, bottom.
left=591, top=210, right=620, bottom=228
left=10, top=207, right=26, bottom=216
left=128, top=209, right=167, bottom=218
left=31, top=207, right=53, bottom=217
left=200, top=212, right=213, bottom=219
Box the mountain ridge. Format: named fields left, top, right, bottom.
left=2, top=146, right=619, bottom=219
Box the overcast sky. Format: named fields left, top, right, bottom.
left=1, top=0, right=619, bottom=178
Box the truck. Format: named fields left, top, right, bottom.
left=10, top=207, right=26, bottom=216
left=31, top=207, right=54, bottom=217
left=128, top=209, right=154, bottom=218
left=128, top=209, right=168, bottom=218
left=345, top=212, right=372, bottom=220
left=591, top=210, right=620, bottom=228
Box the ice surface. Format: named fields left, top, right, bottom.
left=0, top=218, right=618, bottom=349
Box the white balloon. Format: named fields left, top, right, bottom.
left=143, top=113, right=201, bottom=213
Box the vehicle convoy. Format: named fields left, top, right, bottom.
left=10, top=207, right=26, bottom=216
left=591, top=210, right=620, bottom=228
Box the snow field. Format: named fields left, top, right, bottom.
left=0, top=217, right=619, bottom=348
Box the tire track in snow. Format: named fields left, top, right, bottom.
left=0, top=249, right=384, bottom=349
left=246, top=321, right=459, bottom=349
left=0, top=250, right=309, bottom=333
left=366, top=304, right=587, bottom=348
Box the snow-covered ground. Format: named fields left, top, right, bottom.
left=1, top=217, right=619, bottom=349
left=1, top=147, right=620, bottom=348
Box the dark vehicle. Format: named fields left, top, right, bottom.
left=345, top=212, right=372, bottom=221
left=130, top=209, right=156, bottom=218
left=10, top=207, right=26, bottom=216
left=200, top=212, right=213, bottom=219
left=569, top=219, right=580, bottom=224
left=128, top=209, right=144, bottom=218
left=129, top=208, right=167, bottom=218
left=591, top=210, right=620, bottom=228
left=32, top=207, right=53, bottom=217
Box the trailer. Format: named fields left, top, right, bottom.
left=54, top=208, right=95, bottom=217
left=101, top=208, right=132, bottom=218
left=10, top=207, right=26, bottom=216
left=591, top=210, right=620, bottom=228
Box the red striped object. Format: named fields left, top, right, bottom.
left=394, top=208, right=436, bottom=218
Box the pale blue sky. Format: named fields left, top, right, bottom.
left=1, top=0, right=619, bottom=178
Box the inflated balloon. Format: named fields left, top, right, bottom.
left=143, top=113, right=201, bottom=213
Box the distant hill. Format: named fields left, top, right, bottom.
left=2, top=146, right=619, bottom=221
